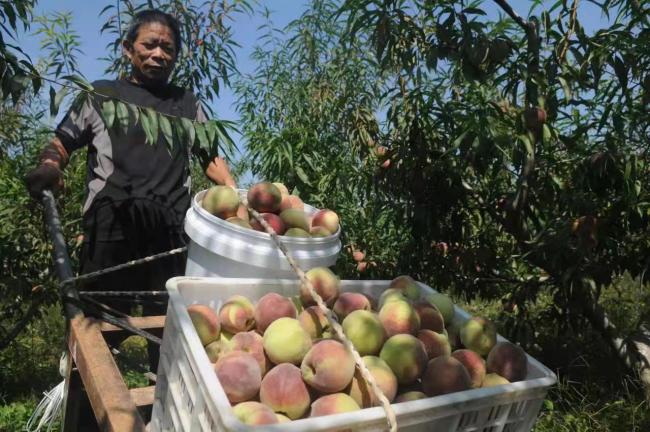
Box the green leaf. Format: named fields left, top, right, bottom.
left=159, top=114, right=174, bottom=148
left=144, top=108, right=159, bottom=144
left=101, top=100, right=116, bottom=129
left=115, top=101, right=129, bottom=135
left=140, top=109, right=154, bottom=145
left=195, top=122, right=209, bottom=151
left=181, top=118, right=196, bottom=148
left=205, top=121, right=217, bottom=147
left=295, top=166, right=312, bottom=186
left=61, top=74, right=93, bottom=91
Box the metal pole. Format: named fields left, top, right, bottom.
left=41, top=190, right=82, bottom=320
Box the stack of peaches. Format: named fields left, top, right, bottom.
left=201, top=181, right=339, bottom=238
left=187, top=270, right=528, bottom=425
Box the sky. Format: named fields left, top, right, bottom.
left=15, top=0, right=610, bottom=159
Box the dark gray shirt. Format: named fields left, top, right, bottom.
left=56, top=79, right=206, bottom=241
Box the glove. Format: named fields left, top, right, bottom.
left=24, top=163, right=64, bottom=199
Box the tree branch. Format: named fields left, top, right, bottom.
left=491, top=0, right=529, bottom=30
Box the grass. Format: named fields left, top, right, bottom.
left=1, top=276, right=649, bottom=431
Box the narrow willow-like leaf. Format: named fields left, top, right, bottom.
left=145, top=108, right=159, bottom=144
left=115, top=101, right=129, bottom=135
left=101, top=99, right=115, bottom=129
left=159, top=114, right=174, bottom=148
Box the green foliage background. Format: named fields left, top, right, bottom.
left=1, top=0, right=650, bottom=431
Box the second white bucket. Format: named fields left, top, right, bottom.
left=184, top=189, right=342, bottom=278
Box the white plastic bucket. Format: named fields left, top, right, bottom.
left=184, top=189, right=342, bottom=278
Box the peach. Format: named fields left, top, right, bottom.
left=301, top=340, right=355, bottom=393
left=232, top=401, right=278, bottom=425
left=202, top=185, right=239, bottom=218
left=389, top=275, right=420, bottom=301
left=460, top=317, right=497, bottom=356
left=311, top=209, right=340, bottom=234
left=377, top=288, right=407, bottom=308
left=204, top=339, right=231, bottom=363
left=260, top=363, right=311, bottom=420
left=275, top=413, right=291, bottom=423
left=417, top=329, right=451, bottom=360
left=280, top=194, right=305, bottom=212
left=300, top=267, right=340, bottom=307
left=272, top=182, right=290, bottom=195
left=226, top=216, right=252, bottom=229
left=309, top=226, right=331, bottom=237
left=187, top=304, right=221, bottom=346
left=395, top=391, right=427, bottom=403
left=299, top=306, right=332, bottom=339
left=250, top=212, right=286, bottom=235
left=263, top=317, right=312, bottom=365
left=310, top=393, right=360, bottom=417
left=254, top=292, right=297, bottom=333
left=229, top=331, right=270, bottom=375
left=219, top=295, right=255, bottom=334
left=247, top=182, right=282, bottom=213
left=451, top=349, right=486, bottom=389
left=346, top=356, right=398, bottom=408
left=379, top=334, right=428, bottom=385
left=426, top=292, right=455, bottom=325
left=214, top=351, right=261, bottom=404
left=482, top=373, right=510, bottom=387
left=333, top=292, right=371, bottom=320
left=486, top=341, right=528, bottom=382
left=284, top=227, right=311, bottom=237
left=378, top=300, right=420, bottom=337
left=279, top=209, right=310, bottom=231
left=352, top=250, right=365, bottom=262
left=342, top=310, right=386, bottom=356
left=413, top=302, right=445, bottom=333
left=421, top=356, right=472, bottom=396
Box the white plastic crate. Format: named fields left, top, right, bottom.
left=150, top=277, right=556, bottom=432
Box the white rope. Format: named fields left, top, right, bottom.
left=26, top=380, right=65, bottom=432
left=246, top=203, right=398, bottom=432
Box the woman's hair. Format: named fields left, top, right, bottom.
left=124, top=9, right=182, bottom=55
